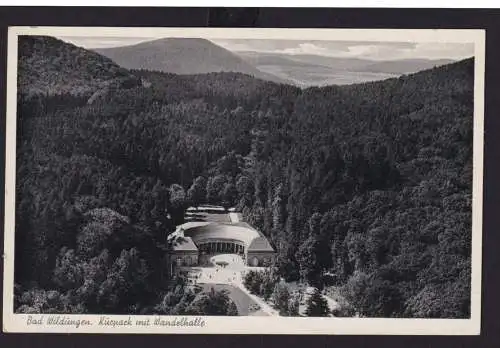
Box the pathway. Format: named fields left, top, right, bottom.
left=187, top=253, right=278, bottom=316
left=198, top=283, right=267, bottom=316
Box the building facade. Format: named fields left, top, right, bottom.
left=167, top=221, right=275, bottom=272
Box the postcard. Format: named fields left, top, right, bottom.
left=3, top=26, right=484, bottom=334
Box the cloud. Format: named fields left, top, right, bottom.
left=281, top=43, right=331, bottom=55
left=403, top=42, right=475, bottom=60
left=212, top=39, right=473, bottom=61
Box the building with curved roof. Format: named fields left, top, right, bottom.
left=184, top=222, right=260, bottom=249
left=167, top=215, right=276, bottom=270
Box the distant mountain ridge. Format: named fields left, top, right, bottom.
left=361, top=59, right=456, bottom=74
left=18, top=36, right=141, bottom=98
left=238, top=51, right=455, bottom=74
left=17, top=35, right=468, bottom=100
left=237, top=51, right=457, bottom=86
left=94, top=38, right=290, bottom=85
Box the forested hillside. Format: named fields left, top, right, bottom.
left=14, top=36, right=473, bottom=318
left=18, top=36, right=141, bottom=98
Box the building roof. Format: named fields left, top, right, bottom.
left=177, top=221, right=211, bottom=230
left=230, top=221, right=256, bottom=230
left=183, top=222, right=270, bottom=250
left=247, top=236, right=275, bottom=252
left=173, top=211, right=275, bottom=254
left=171, top=236, right=199, bottom=252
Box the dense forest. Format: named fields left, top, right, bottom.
left=14, top=36, right=473, bottom=318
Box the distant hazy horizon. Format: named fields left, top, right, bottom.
left=58, top=36, right=474, bottom=62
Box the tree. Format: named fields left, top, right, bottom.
left=206, top=175, right=227, bottom=204
left=243, top=270, right=257, bottom=293
left=305, top=288, right=330, bottom=317
left=243, top=270, right=263, bottom=294
left=222, top=180, right=238, bottom=210
left=53, top=247, right=84, bottom=291
left=295, top=212, right=333, bottom=288
left=187, top=176, right=207, bottom=208
left=276, top=243, right=300, bottom=282
left=185, top=287, right=238, bottom=316
left=340, top=271, right=370, bottom=316
left=97, top=248, right=149, bottom=313
left=246, top=199, right=265, bottom=232
left=296, top=235, right=322, bottom=288
left=260, top=276, right=276, bottom=301
left=77, top=221, right=111, bottom=260
left=307, top=212, right=322, bottom=238
left=168, top=287, right=197, bottom=315
left=236, top=175, right=254, bottom=198
left=340, top=270, right=404, bottom=317
left=331, top=297, right=356, bottom=317
left=16, top=289, right=66, bottom=314
left=211, top=151, right=242, bottom=177
left=271, top=183, right=287, bottom=244
left=345, top=227, right=368, bottom=272
left=365, top=227, right=391, bottom=268
left=271, top=282, right=291, bottom=315
left=77, top=249, right=110, bottom=309
left=227, top=301, right=239, bottom=316
left=169, top=184, right=187, bottom=225
left=287, top=293, right=300, bottom=316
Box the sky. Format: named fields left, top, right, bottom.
left=59, top=36, right=475, bottom=61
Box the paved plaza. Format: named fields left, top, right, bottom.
left=173, top=207, right=278, bottom=316
left=180, top=253, right=278, bottom=316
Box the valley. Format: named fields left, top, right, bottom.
left=13, top=35, right=474, bottom=319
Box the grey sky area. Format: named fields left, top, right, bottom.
left=59, top=36, right=475, bottom=61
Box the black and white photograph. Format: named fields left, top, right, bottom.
left=2, top=27, right=484, bottom=334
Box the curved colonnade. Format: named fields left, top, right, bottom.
left=171, top=222, right=275, bottom=269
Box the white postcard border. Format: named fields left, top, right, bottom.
left=3, top=26, right=485, bottom=335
